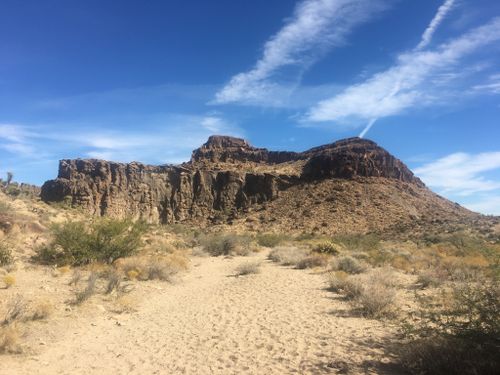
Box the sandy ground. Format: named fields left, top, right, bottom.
left=2, top=251, right=400, bottom=375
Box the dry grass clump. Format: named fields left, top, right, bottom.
left=416, top=267, right=448, bottom=288
left=268, top=246, right=309, bottom=266
left=2, top=274, right=15, bottom=288
left=330, top=255, right=367, bottom=274
left=112, top=295, right=138, bottom=314
left=327, top=269, right=397, bottom=318
left=352, top=278, right=396, bottom=318
left=2, top=296, right=27, bottom=326
left=326, top=271, right=350, bottom=293
left=201, top=233, right=253, bottom=256
left=30, top=300, right=54, bottom=320
left=0, top=325, right=21, bottom=354
left=0, top=242, right=13, bottom=266
left=399, top=279, right=500, bottom=375
left=119, top=254, right=188, bottom=282
left=105, top=270, right=122, bottom=294
left=296, top=253, right=328, bottom=269
left=255, top=233, right=286, bottom=248
left=312, top=241, right=341, bottom=255
left=234, top=261, right=261, bottom=276
left=73, top=272, right=98, bottom=305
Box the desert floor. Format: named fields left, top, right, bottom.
left=2, top=250, right=401, bottom=375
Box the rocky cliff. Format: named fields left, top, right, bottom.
left=40, top=136, right=475, bottom=233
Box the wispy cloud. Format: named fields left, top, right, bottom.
left=473, top=73, right=500, bottom=94
left=416, top=0, right=456, bottom=50
left=0, top=114, right=241, bottom=182
left=305, top=17, right=500, bottom=126
left=464, top=195, right=500, bottom=216
left=213, top=0, right=388, bottom=106
left=414, top=151, right=500, bottom=196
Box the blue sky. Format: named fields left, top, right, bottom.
left=1, top=0, right=500, bottom=215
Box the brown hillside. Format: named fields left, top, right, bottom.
left=40, top=136, right=485, bottom=234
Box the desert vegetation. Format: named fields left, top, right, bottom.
left=34, top=219, right=147, bottom=266
left=1, top=188, right=499, bottom=375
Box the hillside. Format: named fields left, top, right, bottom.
left=40, top=136, right=485, bottom=235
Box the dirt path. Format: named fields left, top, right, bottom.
left=3, top=252, right=398, bottom=375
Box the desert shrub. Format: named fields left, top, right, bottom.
left=340, top=277, right=364, bottom=300
left=143, top=261, right=177, bottom=281
left=351, top=278, right=396, bottom=318
left=73, top=272, right=98, bottom=305
left=119, top=255, right=185, bottom=282
left=268, top=246, right=309, bottom=266
left=312, top=241, right=341, bottom=255
left=326, top=271, right=349, bottom=292
left=333, top=233, right=381, bottom=253
left=0, top=325, right=21, bottom=354
left=399, top=279, right=500, bottom=375
left=417, top=268, right=448, bottom=288
left=34, top=219, right=146, bottom=266
left=2, top=296, right=27, bottom=326
left=255, top=233, right=285, bottom=248
left=68, top=270, right=82, bottom=286
left=399, top=336, right=498, bottom=375
left=105, top=271, right=122, bottom=294
left=331, top=255, right=367, bottom=274
left=296, top=253, right=328, bottom=269
left=201, top=234, right=251, bottom=256
left=234, top=261, right=261, bottom=276
left=0, top=201, right=10, bottom=214
left=112, top=295, right=138, bottom=314
left=0, top=242, right=13, bottom=266
left=30, top=300, right=54, bottom=320
left=2, top=274, right=15, bottom=288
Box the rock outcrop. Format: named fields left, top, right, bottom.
left=41, top=136, right=471, bottom=232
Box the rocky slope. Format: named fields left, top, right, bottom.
left=40, top=136, right=480, bottom=234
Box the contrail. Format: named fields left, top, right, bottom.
left=359, top=118, right=377, bottom=138
left=417, top=0, right=456, bottom=50
left=360, top=0, right=455, bottom=138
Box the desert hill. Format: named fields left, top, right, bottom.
left=40, top=136, right=483, bottom=234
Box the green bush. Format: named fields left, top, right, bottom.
left=333, top=255, right=367, bottom=274
left=256, top=233, right=285, bottom=248
left=313, top=241, right=341, bottom=255
left=34, top=219, right=146, bottom=266
left=0, top=242, right=13, bottom=266
left=400, top=279, right=500, bottom=374
left=0, top=201, right=10, bottom=215
left=201, top=234, right=251, bottom=256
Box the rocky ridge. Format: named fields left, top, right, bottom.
left=40, top=136, right=478, bottom=233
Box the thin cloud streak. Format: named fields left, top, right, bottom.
left=306, top=17, right=500, bottom=125
left=416, top=0, right=456, bottom=50
left=357, top=0, right=457, bottom=137
left=214, top=0, right=388, bottom=106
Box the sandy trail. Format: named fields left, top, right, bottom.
left=3, top=251, right=398, bottom=375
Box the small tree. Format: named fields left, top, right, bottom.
left=6, top=172, right=13, bottom=187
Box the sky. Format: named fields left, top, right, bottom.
left=1, top=0, right=500, bottom=215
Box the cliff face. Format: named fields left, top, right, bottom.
left=41, top=136, right=450, bottom=230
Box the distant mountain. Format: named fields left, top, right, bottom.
left=41, top=136, right=492, bottom=235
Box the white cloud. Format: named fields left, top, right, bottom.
left=305, top=17, right=500, bottom=124
left=414, top=151, right=500, bottom=196
left=416, top=0, right=456, bottom=50
left=464, top=195, right=500, bottom=216
left=0, top=115, right=241, bottom=165
left=0, top=124, right=41, bottom=157
left=214, top=0, right=387, bottom=106
left=473, top=73, right=500, bottom=94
